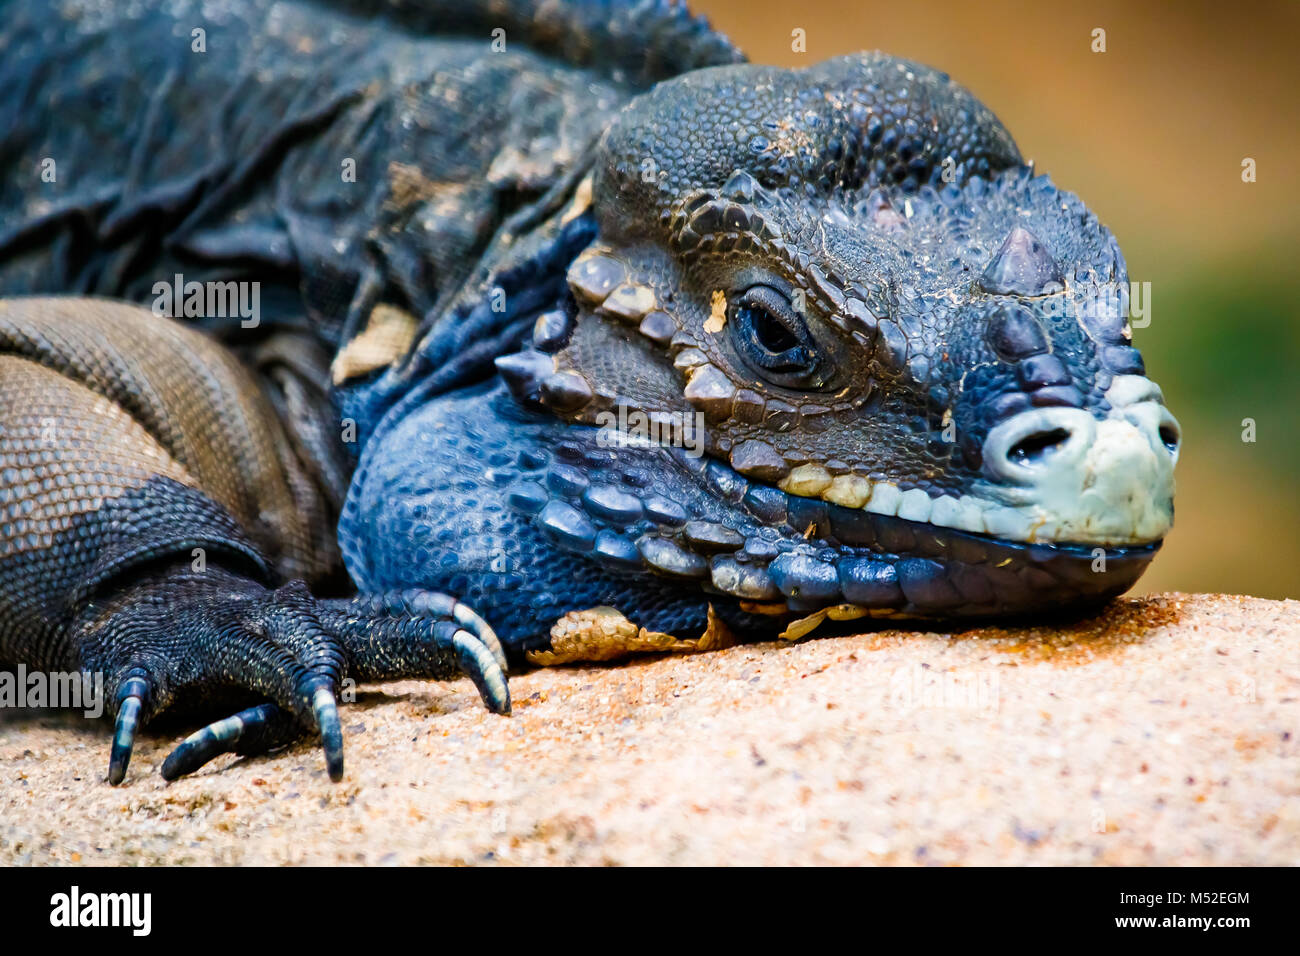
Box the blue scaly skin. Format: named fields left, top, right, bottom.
left=0, top=0, right=1177, bottom=782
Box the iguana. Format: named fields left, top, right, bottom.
left=0, top=0, right=1179, bottom=784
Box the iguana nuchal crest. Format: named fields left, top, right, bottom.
left=0, top=0, right=1178, bottom=783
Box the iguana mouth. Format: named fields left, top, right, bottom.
left=672, top=448, right=1162, bottom=619
left=482, top=412, right=1162, bottom=622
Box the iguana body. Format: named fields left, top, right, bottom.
left=0, top=0, right=1179, bottom=783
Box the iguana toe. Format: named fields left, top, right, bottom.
left=317, top=590, right=512, bottom=715
left=159, top=703, right=298, bottom=782
left=107, top=675, right=150, bottom=786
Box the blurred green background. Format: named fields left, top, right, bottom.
left=696, top=0, right=1300, bottom=599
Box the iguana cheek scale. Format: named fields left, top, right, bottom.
left=0, top=0, right=1177, bottom=783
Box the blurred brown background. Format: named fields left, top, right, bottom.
left=695, top=0, right=1300, bottom=599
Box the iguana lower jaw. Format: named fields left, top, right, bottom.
left=540, top=419, right=1162, bottom=620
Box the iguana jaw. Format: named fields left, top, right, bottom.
left=599, top=427, right=1158, bottom=619
left=648, top=442, right=1161, bottom=619
left=471, top=380, right=1162, bottom=619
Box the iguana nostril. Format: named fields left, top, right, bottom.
left=1007, top=427, right=1072, bottom=466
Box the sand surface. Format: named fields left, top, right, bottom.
left=2, top=592, right=1296, bottom=865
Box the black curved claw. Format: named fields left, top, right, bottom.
left=449, top=602, right=509, bottom=673
left=451, top=628, right=512, bottom=715
left=309, top=684, right=345, bottom=782
left=159, top=685, right=345, bottom=784
left=160, top=703, right=284, bottom=781
left=108, top=675, right=150, bottom=786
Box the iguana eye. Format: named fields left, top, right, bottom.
left=731, top=285, right=822, bottom=388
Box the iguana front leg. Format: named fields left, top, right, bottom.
left=0, top=297, right=507, bottom=784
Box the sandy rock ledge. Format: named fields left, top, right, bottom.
left=1, top=592, right=1296, bottom=865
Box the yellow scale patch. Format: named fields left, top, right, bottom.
left=703, top=289, right=727, bottom=334
left=527, top=605, right=736, bottom=666
left=330, top=304, right=419, bottom=385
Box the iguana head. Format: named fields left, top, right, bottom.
left=498, top=53, right=1178, bottom=620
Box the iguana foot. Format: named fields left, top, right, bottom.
left=94, top=574, right=509, bottom=785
